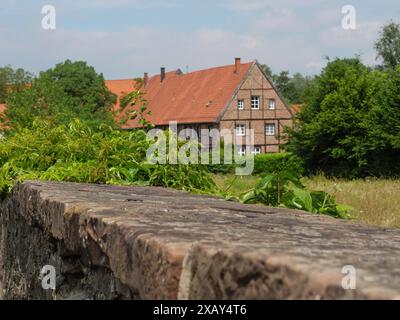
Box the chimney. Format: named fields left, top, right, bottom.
left=160, top=67, right=166, bottom=82
left=234, top=57, right=241, bottom=73
left=143, top=72, right=149, bottom=88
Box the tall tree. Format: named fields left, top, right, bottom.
left=362, top=65, right=400, bottom=176
left=375, top=21, right=400, bottom=69
left=3, top=60, right=116, bottom=131
left=287, top=58, right=380, bottom=177
left=272, top=71, right=293, bottom=102
left=289, top=73, right=314, bottom=104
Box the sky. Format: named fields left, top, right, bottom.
left=0, top=0, right=399, bottom=79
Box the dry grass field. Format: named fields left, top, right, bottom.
left=213, top=174, right=400, bottom=228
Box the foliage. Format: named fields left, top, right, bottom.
left=260, top=64, right=315, bottom=104
left=360, top=65, right=400, bottom=176
left=260, top=64, right=273, bottom=78
left=3, top=60, right=117, bottom=131
left=204, top=142, right=236, bottom=174
left=239, top=171, right=351, bottom=219
left=119, top=89, right=154, bottom=130
left=0, top=118, right=217, bottom=199
left=288, top=73, right=315, bottom=104
left=272, top=71, right=293, bottom=102
left=287, top=57, right=400, bottom=178
left=253, top=153, right=304, bottom=176
left=375, top=21, right=400, bottom=69
left=0, top=65, right=33, bottom=103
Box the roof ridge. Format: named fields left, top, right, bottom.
left=105, top=61, right=254, bottom=82
left=156, top=61, right=254, bottom=78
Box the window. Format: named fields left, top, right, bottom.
left=237, top=99, right=244, bottom=110
left=268, top=99, right=276, bottom=110
left=251, top=96, right=260, bottom=110
left=265, top=124, right=276, bottom=136
left=238, top=146, right=246, bottom=156
left=236, top=124, right=246, bottom=136
left=252, top=146, right=261, bottom=155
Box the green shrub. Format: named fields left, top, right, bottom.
left=203, top=142, right=236, bottom=174
left=0, top=118, right=217, bottom=198
left=206, top=163, right=235, bottom=174
left=253, top=153, right=304, bottom=176
left=239, top=171, right=351, bottom=219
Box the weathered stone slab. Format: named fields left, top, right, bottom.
left=0, top=181, right=399, bottom=299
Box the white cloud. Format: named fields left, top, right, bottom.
left=254, top=8, right=299, bottom=31
left=316, top=8, right=342, bottom=26
left=320, top=22, right=381, bottom=48
left=195, top=28, right=234, bottom=46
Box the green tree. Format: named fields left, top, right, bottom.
left=361, top=66, right=400, bottom=176
left=0, top=66, right=33, bottom=103
left=287, top=57, right=381, bottom=177
left=289, top=73, right=314, bottom=104
left=375, top=21, right=400, bottom=69
left=272, top=71, right=293, bottom=103
left=260, top=64, right=273, bottom=78
left=259, top=64, right=314, bottom=104
left=3, top=60, right=116, bottom=131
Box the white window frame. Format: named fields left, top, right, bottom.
left=252, top=146, right=261, bottom=155
left=268, top=99, right=276, bottom=110
left=238, top=146, right=246, bottom=156
left=237, top=99, right=244, bottom=110
left=236, top=124, right=246, bottom=136
left=265, top=124, right=276, bottom=136
left=251, top=96, right=260, bottom=110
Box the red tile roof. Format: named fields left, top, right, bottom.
left=106, top=61, right=254, bottom=128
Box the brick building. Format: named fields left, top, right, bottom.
left=106, top=58, right=294, bottom=154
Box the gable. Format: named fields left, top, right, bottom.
left=220, top=62, right=293, bottom=122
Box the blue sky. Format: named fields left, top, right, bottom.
left=0, top=0, right=399, bottom=79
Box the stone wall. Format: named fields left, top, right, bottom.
left=0, top=181, right=399, bottom=300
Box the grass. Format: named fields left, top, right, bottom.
left=213, top=174, right=400, bottom=228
